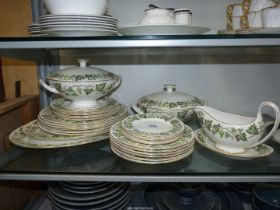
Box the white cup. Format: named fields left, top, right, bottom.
left=232, top=16, right=242, bottom=30
left=262, top=6, right=280, bottom=28
left=233, top=4, right=244, bottom=16
left=174, top=8, right=192, bottom=25
left=248, top=11, right=263, bottom=28
left=138, top=8, right=175, bottom=25
left=242, top=0, right=277, bottom=12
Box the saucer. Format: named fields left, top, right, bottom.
left=194, top=129, right=273, bottom=160
left=119, top=24, right=210, bottom=36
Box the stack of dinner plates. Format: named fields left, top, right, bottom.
left=110, top=113, right=195, bottom=164
left=39, top=14, right=119, bottom=36
left=49, top=182, right=132, bottom=210
left=9, top=97, right=128, bottom=148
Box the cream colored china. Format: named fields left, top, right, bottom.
left=22, top=120, right=100, bottom=140
left=9, top=127, right=108, bottom=149
left=138, top=8, right=175, bottom=25
left=110, top=121, right=195, bottom=164
left=193, top=102, right=280, bottom=154
left=242, top=0, right=277, bottom=13
left=121, top=113, right=185, bottom=140
left=241, top=11, right=263, bottom=29
left=111, top=145, right=194, bottom=164
left=44, top=0, right=108, bottom=16
left=39, top=59, right=122, bottom=108
left=195, top=129, right=273, bottom=160
left=174, top=8, right=192, bottom=25
left=262, top=6, right=280, bottom=28
left=110, top=122, right=194, bottom=151
left=131, top=84, right=206, bottom=122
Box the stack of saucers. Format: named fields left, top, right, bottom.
left=48, top=182, right=132, bottom=210
left=110, top=113, right=195, bottom=164
left=9, top=97, right=128, bottom=149
left=39, top=15, right=119, bottom=37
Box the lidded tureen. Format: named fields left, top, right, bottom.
left=39, top=59, right=122, bottom=108
left=131, top=84, right=207, bottom=122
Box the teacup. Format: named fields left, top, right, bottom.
left=232, top=16, right=242, bottom=30
left=262, top=6, right=280, bottom=28
left=241, top=11, right=263, bottom=29
left=242, top=0, right=277, bottom=13
left=138, top=8, right=175, bottom=25
left=174, top=8, right=192, bottom=25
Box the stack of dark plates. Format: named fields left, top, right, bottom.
left=48, top=182, right=132, bottom=210
left=230, top=183, right=255, bottom=204
left=252, top=184, right=280, bottom=210
left=131, top=183, right=244, bottom=210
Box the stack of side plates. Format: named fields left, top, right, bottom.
left=110, top=113, right=195, bottom=164
left=27, top=23, right=46, bottom=37
left=9, top=97, right=128, bottom=148
left=49, top=182, right=132, bottom=210
left=39, top=14, right=119, bottom=37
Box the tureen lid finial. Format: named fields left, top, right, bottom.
left=164, top=84, right=176, bottom=93
left=77, top=59, right=90, bottom=68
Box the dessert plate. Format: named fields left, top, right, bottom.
left=194, top=129, right=273, bottom=160
left=119, top=24, right=210, bottom=36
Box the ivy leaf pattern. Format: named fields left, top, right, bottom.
left=235, top=133, right=247, bottom=141
left=96, top=83, right=106, bottom=92
left=246, top=124, right=259, bottom=135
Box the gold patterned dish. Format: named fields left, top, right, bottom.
left=110, top=121, right=195, bottom=164
left=121, top=113, right=185, bottom=140
left=9, top=127, right=108, bottom=149
left=194, top=129, right=273, bottom=160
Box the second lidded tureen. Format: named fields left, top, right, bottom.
left=39, top=59, right=121, bottom=108
left=131, top=84, right=207, bottom=122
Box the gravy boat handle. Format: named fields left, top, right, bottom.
left=247, top=101, right=280, bottom=149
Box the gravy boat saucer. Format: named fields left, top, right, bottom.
left=194, top=129, right=273, bottom=160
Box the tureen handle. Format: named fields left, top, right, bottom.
left=38, top=79, right=59, bottom=94
left=131, top=104, right=145, bottom=114
left=112, top=76, right=122, bottom=90
left=246, top=101, right=280, bottom=149
left=77, top=59, right=90, bottom=68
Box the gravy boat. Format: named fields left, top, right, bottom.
left=193, top=102, right=280, bottom=153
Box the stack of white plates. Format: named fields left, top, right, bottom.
left=39, top=14, right=119, bottom=36
left=27, top=23, right=46, bottom=37
left=110, top=113, right=195, bottom=164
left=9, top=97, right=128, bottom=148
left=49, top=182, right=132, bottom=210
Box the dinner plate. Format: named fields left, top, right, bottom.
left=58, top=182, right=118, bottom=194
left=9, top=127, right=108, bottom=149
left=40, top=14, right=117, bottom=22
left=41, top=29, right=115, bottom=37
left=119, top=24, right=210, bottom=35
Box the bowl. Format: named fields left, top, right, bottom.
left=253, top=184, right=280, bottom=210
left=131, top=84, right=207, bottom=122
left=44, top=0, right=108, bottom=15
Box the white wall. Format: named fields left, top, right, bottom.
left=108, top=0, right=242, bottom=32
left=58, top=0, right=280, bottom=118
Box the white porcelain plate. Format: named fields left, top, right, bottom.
left=119, top=24, right=210, bottom=36
left=41, top=29, right=115, bottom=37
left=194, top=129, right=273, bottom=160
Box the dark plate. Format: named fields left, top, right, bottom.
left=253, top=184, right=280, bottom=210
left=49, top=182, right=127, bottom=202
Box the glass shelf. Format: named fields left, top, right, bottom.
left=0, top=122, right=279, bottom=182
left=0, top=34, right=280, bottom=63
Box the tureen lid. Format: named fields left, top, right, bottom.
left=47, top=59, right=118, bottom=82
left=137, top=84, right=206, bottom=110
